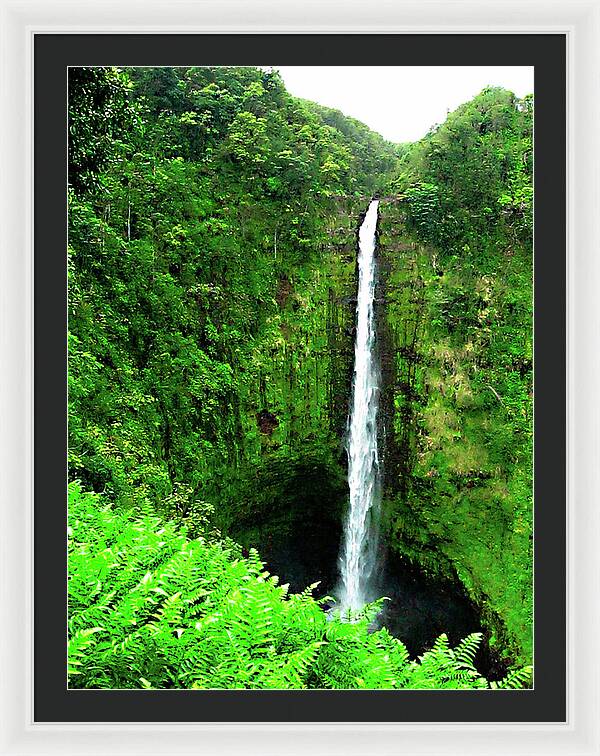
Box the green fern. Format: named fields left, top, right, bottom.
left=67, top=627, right=103, bottom=678
left=491, top=665, right=533, bottom=689
left=68, top=482, right=533, bottom=690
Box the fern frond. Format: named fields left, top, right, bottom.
left=492, top=665, right=533, bottom=689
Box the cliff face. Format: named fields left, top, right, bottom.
left=376, top=199, right=532, bottom=666
left=218, top=198, right=364, bottom=593
left=228, top=191, right=533, bottom=672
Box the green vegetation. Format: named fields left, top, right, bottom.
left=68, top=482, right=531, bottom=689
left=379, top=88, right=533, bottom=665
left=68, top=66, right=376, bottom=523
left=68, top=68, right=533, bottom=687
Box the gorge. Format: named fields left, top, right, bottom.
left=67, top=66, right=533, bottom=688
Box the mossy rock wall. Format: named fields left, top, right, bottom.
left=377, top=198, right=533, bottom=666
left=215, top=197, right=365, bottom=587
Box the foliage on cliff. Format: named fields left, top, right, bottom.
left=68, top=67, right=394, bottom=522
left=379, top=87, right=533, bottom=664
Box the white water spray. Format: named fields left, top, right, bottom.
left=338, top=199, right=381, bottom=615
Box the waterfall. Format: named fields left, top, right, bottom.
left=338, top=199, right=381, bottom=615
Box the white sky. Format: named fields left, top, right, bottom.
left=274, top=66, right=534, bottom=144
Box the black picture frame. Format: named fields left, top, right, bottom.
left=35, top=32, right=566, bottom=723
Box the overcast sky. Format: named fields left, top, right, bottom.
left=274, top=66, right=534, bottom=144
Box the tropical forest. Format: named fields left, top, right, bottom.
left=68, top=66, right=533, bottom=690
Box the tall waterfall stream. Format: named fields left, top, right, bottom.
left=338, top=199, right=381, bottom=614
left=330, top=200, right=503, bottom=679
